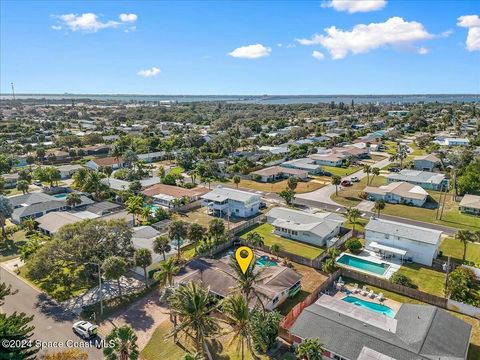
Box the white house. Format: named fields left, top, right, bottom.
left=387, top=169, right=447, bottom=191
left=459, top=194, right=480, bottom=216
left=365, top=218, right=442, bottom=266
left=266, top=207, right=344, bottom=247
left=364, top=181, right=429, bottom=207
left=434, top=137, right=470, bottom=147
left=281, top=158, right=322, bottom=175
left=56, top=164, right=84, bottom=179
left=250, top=166, right=309, bottom=183
left=201, top=186, right=261, bottom=218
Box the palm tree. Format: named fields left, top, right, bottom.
left=233, top=175, right=241, bottom=189
left=168, top=281, right=219, bottom=357
left=153, top=235, right=171, bottom=261
left=134, top=248, right=152, bottom=289
left=102, top=256, right=127, bottom=297
left=287, top=176, right=298, bottom=191
left=16, top=180, right=29, bottom=194
left=65, top=193, right=81, bottom=208
left=346, top=207, right=361, bottom=236
left=245, top=232, right=264, bottom=247
left=456, top=230, right=475, bottom=261
left=296, top=338, right=324, bottom=360
left=141, top=206, right=151, bottom=222
left=331, top=175, right=341, bottom=196
left=125, top=195, right=143, bottom=226
left=153, top=257, right=180, bottom=287
left=72, top=168, right=89, bottom=190
left=103, top=325, right=139, bottom=360
left=168, top=220, right=188, bottom=261
left=270, top=243, right=281, bottom=260
left=370, top=167, right=380, bottom=184
left=221, top=294, right=257, bottom=360
left=83, top=171, right=108, bottom=200
left=363, top=165, right=371, bottom=184
left=374, top=199, right=386, bottom=218
left=228, top=257, right=264, bottom=308
left=20, top=217, right=36, bottom=235
left=188, top=223, right=206, bottom=256
left=396, top=144, right=408, bottom=168
left=0, top=196, right=13, bottom=240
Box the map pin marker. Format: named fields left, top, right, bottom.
left=235, top=246, right=254, bottom=274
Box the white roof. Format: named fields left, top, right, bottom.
left=201, top=186, right=260, bottom=204
left=365, top=218, right=442, bottom=245
left=369, top=241, right=408, bottom=256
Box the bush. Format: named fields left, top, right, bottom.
left=390, top=272, right=416, bottom=288
left=358, top=191, right=368, bottom=200
left=345, top=238, right=363, bottom=253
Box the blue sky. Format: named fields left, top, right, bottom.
left=1, top=0, right=479, bottom=94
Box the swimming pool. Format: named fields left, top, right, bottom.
left=53, top=193, right=68, bottom=199
left=342, top=296, right=396, bottom=318
left=336, top=254, right=389, bottom=276
left=256, top=255, right=277, bottom=267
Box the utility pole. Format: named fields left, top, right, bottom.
left=439, top=182, right=448, bottom=220
left=11, top=82, right=15, bottom=103
left=444, top=256, right=451, bottom=297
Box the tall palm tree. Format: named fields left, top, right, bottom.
left=168, top=220, right=188, bottom=261
left=270, top=243, right=281, bottom=260
left=103, top=325, right=139, bottom=360
left=125, top=195, right=143, bottom=226
left=370, top=167, right=380, bottom=185
left=154, top=257, right=180, bottom=287
left=228, top=257, right=265, bottom=308
left=374, top=199, right=386, bottom=218
left=245, top=232, right=264, bottom=247
left=233, top=175, right=241, bottom=189
left=168, top=281, right=219, bottom=358
left=331, top=175, right=341, bottom=196
left=65, top=193, right=82, bottom=208
left=296, top=338, right=324, bottom=360
left=84, top=171, right=108, bottom=200
left=363, top=165, right=371, bottom=184
left=346, top=207, right=361, bottom=236
left=153, top=235, right=171, bottom=261
left=72, top=168, right=89, bottom=190
left=221, top=294, right=257, bottom=360
left=456, top=230, right=476, bottom=261
left=188, top=223, right=206, bottom=256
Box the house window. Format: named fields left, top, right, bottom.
left=272, top=296, right=279, bottom=304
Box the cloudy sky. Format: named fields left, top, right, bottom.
left=1, top=0, right=479, bottom=94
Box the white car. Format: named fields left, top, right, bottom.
left=72, top=321, right=98, bottom=340
left=350, top=176, right=360, bottom=182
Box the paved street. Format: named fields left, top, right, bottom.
left=0, top=265, right=102, bottom=358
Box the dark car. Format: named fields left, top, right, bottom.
left=341, top=180, right=352, bottom=187
left=388, top=167, right=400, bottom=173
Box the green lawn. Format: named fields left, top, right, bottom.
left=397, top=263, right=446, bottom=297
left=440, top=237, right=480, bottom=265
left=322, top=165, right=361, bottom=177
left=343, top=218, right=369, bottom=234
left=0, top=230, right=27, bottom=262
left=169, top=166, right=185, bottom=175
left=240, top=223, right=324, bottom=259
left=331, top=176, right=386, bottom=207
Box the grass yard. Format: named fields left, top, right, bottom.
left=0, top=229, right=27, bottom=262
left=231, top=178, right=325, bottom=194
left=343, top=218, right=369, bottom=234
left=397, top=263, right=446, bottom=297
left=172, top=208, right=221, bottom=228
left=141, top=319, right=270, bottom=360
left=440, top=237, right=480, bottom=265
left=240, top=223, right=324, bottom=260
left=168, top=166, right=185, bottom=176
left=343, top=276, right=480, bottom=360
left=322, top=165, right=361, bottom=177
left=331, top=176, right=386, bottom=207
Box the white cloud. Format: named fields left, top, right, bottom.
left=228, top=44, right=271, bottom=59
left=417, top=47, right=429, bottom=55
left=53, top=12, right=137, bottom=33
left=440, top=29, right=453, bottom=38
left=119, top=13, right=138, bottom=23
left=296, top=17, right=433, bottom=59
left=322, top=0, right=386, bottom=13
left=312, top=50, right=325, bottom=60
left=137, top=67, right=161, bottom=78
left=457, top=15, right=480, bottom=52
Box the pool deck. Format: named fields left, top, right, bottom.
left=333, top=285, right=402, bottom=313
left=336, top=250, right=401, bottom=279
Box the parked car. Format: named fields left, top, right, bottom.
left=259, top=202, right=267, bottom=209
left=341, top=180, right=352, bottom=187
left=350, top=176, right=360, bottom=182
left=33, top=181, right=42, bottom=186
left=72, top=321, right=98, bottom=340
left=388, top=167, right=400, bottom=173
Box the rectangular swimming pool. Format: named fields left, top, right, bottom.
left=342, top=296, right=396, bottom=318
left=336, top=254, right=389, bottom=276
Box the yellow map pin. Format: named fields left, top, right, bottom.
left=235, top=246, right=254, bottom=274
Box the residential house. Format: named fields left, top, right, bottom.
left=138, top=151, right=165, bottom=163
left=308, top=152, right=347, bottom=167
left=266, top=207, right=344, bottom=247
left=201, top=186, right=261, bottom=218
left=387, top=170, right=447, bottom=191
left=1, top=173, right=19, bottom=189
left=101, top=177, right=161, bottom=191
left=281, top=158, right=322, bottom=175
left=365, top=218, right=442, bottom=265
left=364, top=182, right=429, bottom=207
left=250, top=166, right=308, bottom=183
left=413, top=154, right=441, bottom=172
left=143, top=184, right=208, bottom=208
left=258, top=145, right=289, bottom=155
left=132, top=226, right=165, bottom=275
left=56, top=164, right=84, bottom=179
left=85, top=157, right=124, bottom=171
left=434, top=137, right=470, bottom=147
left=180, top=257, right=302, bottom=311
left=289, top=295, right=471, bottom=360
left=459, top=194, right=480, bottom=215
left=37, top=210, right=99, bottom=235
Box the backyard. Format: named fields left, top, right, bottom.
left=396, top=263, right=446, bottom=297
left=321, top=165, right=361, bottom=177
left=0, top=229, right=27, bottom=262
left=229, top=178, right=326, bottom=194
left=439, top=237, right=480, bottom=265
left=240, top=223, right=324, bottom=259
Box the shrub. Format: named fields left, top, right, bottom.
left=390, top=272, right=416, bottom=288
left=358, top=191, right=368, bottom=200
left=345, top=238, right=362, bottom=253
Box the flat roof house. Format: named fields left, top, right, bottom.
left=308, top=152, right=347, bottom=167
left=56, top=164, right=84, bottom=179
left=387, top=169, right=447, bottom=191
left=201, top=186, right=261, bottom=218
left=250, top=166, right=308, bottom=183
left=180, top=257, right=302, bottom=311
left=434, top=137, right=470, bottom=147
left=289, top=295, right=471, bottom=360
left=365, top=218, right=442, bottom=266
left=413, top=154, right=441, bottom=172
left=459, top=194, right=480, bottom=216
left=142, top=184, right=208, bottom=208
left=281, top=158, right=322, bottom=175
left=266, top=207, right=345, bottom=247
left=85, top=157, right=124, bottom=171
left=364, top=182, right=429, bottom=207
